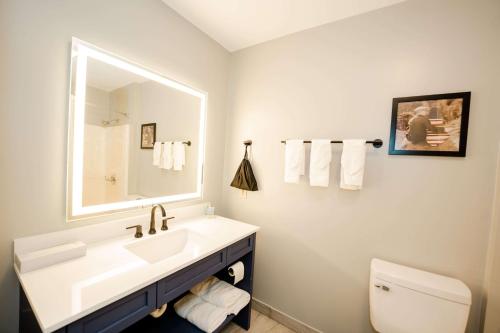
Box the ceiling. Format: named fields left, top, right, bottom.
left=162, top=0, right=406, bottom=52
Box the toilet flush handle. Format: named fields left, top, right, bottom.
left=375, top=284, right=390, bottom=291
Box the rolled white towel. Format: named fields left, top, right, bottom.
left=174, top=293, right=227, bottom=333
left=309, top=139, right=332, bottom=187
left=284, top=139, right=305, bottom=183
left=153, top=142, right=162, bottom=166
left=340, top=139, right=367, bottom=190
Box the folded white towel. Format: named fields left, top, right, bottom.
left=153, top=142, right=162, bottom=166
left=340, top=139, right=367, bottom=190
left=160, top=141, right=173, bottom=170
left=225, top=290, right=251, bottom=315
left=284, top=139, right=305, bottom=183
left=309, top=140, right=332, bottom=187
left=174, top=293, right=203, bottom=318
left=191, top=277, right=251, bottom=315
left=174, top=293, right=227, bottom=333
left=173, top=141, right=186, bottom=171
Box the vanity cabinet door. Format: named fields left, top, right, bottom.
left=227, top=234, right=255, bottom=264
left=67, top=285, right=156, bottom=333
left=157, top=250, right=227, bottom=306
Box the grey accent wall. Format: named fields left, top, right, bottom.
left=0, top=1, right=229, bottom=332
left=220, top=0, right=500, bottom=332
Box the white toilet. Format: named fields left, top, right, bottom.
left=369, top=258, right=471, bottom=333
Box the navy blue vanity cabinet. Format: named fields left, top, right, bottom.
left=227, top=234, right=254, bottom=264
left=156, top=249, right=227, bottom=306
left=66, top=284, right=156, bottom=333
left=19, top=233, right=256, bottom=333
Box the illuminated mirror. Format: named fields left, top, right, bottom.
left=67, top=38, right=206, bottom=220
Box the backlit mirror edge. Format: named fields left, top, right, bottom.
left=66, top=37, right=207, bottom=222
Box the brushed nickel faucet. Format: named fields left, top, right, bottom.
left=149, top=204, right=175, bottom=234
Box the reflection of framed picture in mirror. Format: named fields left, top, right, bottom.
left=141, top=123, right=156, bottom=149
left=389, top=92, right=471, bottom=157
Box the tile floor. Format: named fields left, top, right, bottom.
left=221, top=310, right=296, bottom=333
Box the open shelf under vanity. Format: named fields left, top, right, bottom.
left=19, top=234, right=256, bottom=333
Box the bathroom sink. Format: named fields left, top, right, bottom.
left=125, top=229, right=207, bottom=264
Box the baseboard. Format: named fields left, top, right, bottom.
left=252, top=298, right=323, bottom=333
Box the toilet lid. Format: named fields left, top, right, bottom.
left=371, top=259, right=471, bottom=305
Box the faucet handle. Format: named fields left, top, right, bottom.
left=161, top=217, right=175, bottom=231
left=126, top=225, right=143, bottom=238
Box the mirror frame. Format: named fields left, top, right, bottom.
left=67, top=38, right=207, bottom=220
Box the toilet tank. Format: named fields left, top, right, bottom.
left=369, top=259, right=471, bottom=333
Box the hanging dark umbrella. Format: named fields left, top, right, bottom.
left=230, top=141, right=258, bottom=191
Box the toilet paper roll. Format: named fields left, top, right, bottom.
left=228, top=261, right=244, bottom=285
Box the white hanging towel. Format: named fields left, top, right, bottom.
left=284, top=139, right=305, bottom=183
left=173, top=141, right=186, bottom=171
left=160, top=141, right=173, bottom=170
left=340, top=139, right=367, bottom=190
left=309, top=140, right=332, bottom=187
left=153, top=142, right=162, bottom=166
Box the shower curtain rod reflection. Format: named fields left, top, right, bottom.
left=280, top=139, right=383, bottom=148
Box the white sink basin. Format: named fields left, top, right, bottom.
left=125, top=229, right=207, bottom=263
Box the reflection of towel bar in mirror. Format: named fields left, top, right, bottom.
left=158, top=141, right=191, bottom=146
left=280, top=139, right=383, bottom=148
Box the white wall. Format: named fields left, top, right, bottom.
left=135, top=81, right=199, bottom=197
left=220, top=0, right=500, bottom=332
left=0, top=1, right=230, bottom=332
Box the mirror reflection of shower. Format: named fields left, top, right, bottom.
left=82, top=80, right=131, bottom=206
left=102, top=110, right=129, bottom=126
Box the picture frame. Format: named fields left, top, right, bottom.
left=141, top=123, right=156, bottom=149
left=389, top=92, right=471, bottom=157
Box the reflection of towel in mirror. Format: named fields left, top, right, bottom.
left=153, top=142, right=162, bottom=166
left=340, top=140, right=367, bottom=190
left=173, top=141, right=186, bottom=171
left=160, top=141, right=173, bottom=170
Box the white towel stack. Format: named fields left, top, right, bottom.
left=174, top=276, right=251, bottom=333
left=309, top=140, right=332, bottom=187
left=340, top=139, right=367, bottom=190
left=174, top=294, right=228, bottom=333
left=173, top=141, right=186, bottom=171
left=284, top=139, right=305, bottom=183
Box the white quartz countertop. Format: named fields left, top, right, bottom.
left=15, top=215, right=259, bottom=333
